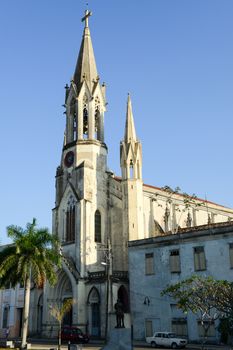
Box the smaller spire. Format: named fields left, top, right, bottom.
left=124, top=94, right=137, bottom=143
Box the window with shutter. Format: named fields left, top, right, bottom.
left=145, top=319, right=153, bottom=337
left=169, top=249, right=181, bottom=273
left=145, top=253, right=154, bottom=275
left=172, top=319, right=188, bottom=336
left=197, top=320, right=215, bottom=337
left=194, top=246, right=206, bottom=271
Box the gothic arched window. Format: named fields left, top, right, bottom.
left=66, top=196, right=76, bottom=242
left=83, top=108, right=88, bottom=135
left=70, top=98, right=77, bottom=141
left=129, top=159, right=134, bottom=179
left=95, top=210, right=101, bottom=243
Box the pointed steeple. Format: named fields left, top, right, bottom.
left=73, top=10, right=98, bottom=92
left=120, top=94, right=142, bottom=181
left=124, top=94, right=137, bottom=143
left=121, top=94, right=144, bottom=241
left=64, top=9, right=106, bottom=146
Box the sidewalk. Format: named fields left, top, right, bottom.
left=1, top=338, right=232, bottom=350
left=133, top=339, right=232, bottom=350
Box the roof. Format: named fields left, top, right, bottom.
left=111, top=174, right=231, bottom=209
left=128, top=221, right=233, bottom=248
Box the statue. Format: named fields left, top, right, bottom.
left=114, top=299, right=125, bottom=328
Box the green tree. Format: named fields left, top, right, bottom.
left=0, top=218, right=61, bottom=349
left=161, top=276, right=233, bottom=348
left=49, top=298, right=73, bottom=350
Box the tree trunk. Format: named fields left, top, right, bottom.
left=58, top=321, right=62, bottom=350
left=21, top=276, right=31, bottom=349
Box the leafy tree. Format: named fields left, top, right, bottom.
left=0, top=218, right=61, bottom=349
left=161, top=276, right=233, bottom=348
left=49, top=298, right=73, bottom=350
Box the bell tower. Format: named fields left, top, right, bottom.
left=120, top=94, right=144, bottom=241
left=55, top=10, right=108, bottom=207
left=50, top=9, right=109, bottom=335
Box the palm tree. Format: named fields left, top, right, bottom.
left=49, top=298, right=73, bottom=350
left=0, top=218, right=61, bottom=349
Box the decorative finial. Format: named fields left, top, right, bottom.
left=81, top=9, right=92, bottom=28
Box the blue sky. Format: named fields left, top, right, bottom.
left=1, top=0, right=233, bottom=244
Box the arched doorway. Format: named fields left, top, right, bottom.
left=118, top=285, right=130, bottom=313
left=49, top=270, right=73, bottom=326
left=60, top=275, right=73, bottom=326
left=87, top=287, right=100, bottom=337
left=62, top=298, right=73, bottom=326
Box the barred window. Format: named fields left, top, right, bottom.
left=145, top=253, right=154, bottom=275
left=66, top=196, right=76, bottom=242
left=169, top=249, right=181, bottom=273
left=194, top=246, right=206, bottom=271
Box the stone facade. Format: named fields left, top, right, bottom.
left=128, top=222, right=233, bottom=342
left=41, top=10, right=233, bottom=339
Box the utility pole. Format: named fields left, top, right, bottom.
left=101, top=239, right=112, bottom=341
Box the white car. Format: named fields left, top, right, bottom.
left=146, top=331, right=187, bottom=348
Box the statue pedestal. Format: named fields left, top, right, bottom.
left=102, top=328, right=132, bottom=350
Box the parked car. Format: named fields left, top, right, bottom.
left=146, top=331, right=187, bottom=348
left=61, top=326, right=90, bottom=343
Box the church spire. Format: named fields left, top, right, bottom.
left=64, top=9, right=106, bottom=145
left=121, top=94, right=144, bottom=241
left=73, top=10, right=99, bottom=92
left=124, top=94, right=137, bottom=143
left=120, top=94, right=142, bottom=180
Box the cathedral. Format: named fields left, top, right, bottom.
left=41, top=10, right=233, bottom=339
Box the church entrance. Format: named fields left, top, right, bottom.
left=63, top=298, right=73, bottom=326
left=87, top=287, right=100, bottom=337
left=47, top=270, right=74, bottom=330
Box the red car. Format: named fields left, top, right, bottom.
left=61, top=326, right=90, bottom=343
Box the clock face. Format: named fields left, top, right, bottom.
left=64, top=151, right=74, bottom=167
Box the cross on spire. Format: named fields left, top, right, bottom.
left=81, top=9, right=92, bottom=28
